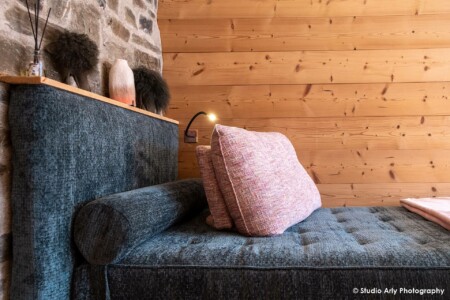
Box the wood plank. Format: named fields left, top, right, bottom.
left=161, top=14, right=450, bottom=52
left=0, top=76, right=179, bottom=125
left=159, top=0, right=450, bottom=19
left=172, top=116, right=450, bottom=151
left=318, top=183, right=450, bottom=207
left=178, top=149, right=450, bottom=184
left=299, top=149, right=450, bottom=184
left=167, top=82, right=450, bottom=119
left=287, top=118, right=450, bottom=151
left=159, top=0, right=276, bottom=19
left=163, top=49, right=450, bottom=86
left=276, top=0, right=450, bottom=18
left=175, top=157, right=450, bottom=206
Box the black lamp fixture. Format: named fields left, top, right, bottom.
left=184, top=111, right=217, bottom=143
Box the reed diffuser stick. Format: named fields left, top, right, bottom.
left=38, top=9, right=52, bottom=50
left=35, top=0, right=39, bottom=50
left=25, top=0, right=52, bottom=76
left=25, top=0, right=51, bottom=52
left=25, top=0, right=37, bottom=44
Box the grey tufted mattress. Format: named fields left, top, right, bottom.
left=75, top=207, right=450, bottom=299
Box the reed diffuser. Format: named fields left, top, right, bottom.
left=25, top=0, right=51, bottom=76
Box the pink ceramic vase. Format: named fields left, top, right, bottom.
left=109, top=59, right=136, bottom=106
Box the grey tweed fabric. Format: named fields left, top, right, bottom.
left=9, top=84, right=178, bottom=300
left=74, top=207, right=450, bottom=299
left=8, top=84, right=450, bottom=300
left=74, top=179, right=207, bottom=265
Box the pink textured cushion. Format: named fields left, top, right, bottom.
left=210, top=124, right=321, bottom=236
left=196, top=146, right=233, bottom=229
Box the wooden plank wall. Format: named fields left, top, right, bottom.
left=159, top=0, right=450, bottom=207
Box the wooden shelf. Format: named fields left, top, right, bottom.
left=0, top=76, right=179, bottom=125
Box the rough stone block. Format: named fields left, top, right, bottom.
left=5, top=6, right=63, bottom=42
left=97, top=0, right=106, bottom=9
left=110, top=17, right=131, bottom=42
left=71, top=4, right=101, bottom=43
left=131, top=34, right=160, bottom=53
left=102, top=61, right=112, bottom=96
left=133, top=0, right=145, bottom=9
left=17, top=0, right=45, bottom=11
left=19, top=0, right=72, bottom=19
left=49, top=0, right=72, bottom=19
left=87, top=69, right=102, bottom=95
left=139, top=15, right=152, bottom=34
left=107, top=0, right=119, bottom=13
left=102, top=41, right=128, bottom=63
left=125, top=7, right=137, bottom=28
left=134, top=49, right=160, bottom=71
left=0, top=37, right=29, bottom=75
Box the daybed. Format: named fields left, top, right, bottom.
left=7, top=82, right=450, bottom=299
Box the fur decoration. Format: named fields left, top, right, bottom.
left=133, top=67, right=170, bottom=114
left=47, top=31, right=99, bottom=91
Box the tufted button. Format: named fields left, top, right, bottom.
left=379, top=216, right=392, bottom=222
left=357, top=240, right=369, bottom=246
left=302, top=241, right=315, bottom=246
left=301, top=236, right=318, bottom=246
left=345, top=228, right=357, bottom=234
left=396, top=227, right=404, bottom=232
left=244, top=239, right=254, bottom=246
left=298, top=228, right=310, bottom=234
left=190, top=238, right=201, bottom=244
left=416, top=239, right=428, bottom=245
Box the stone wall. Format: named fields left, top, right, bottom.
left=0, top=0, right=162, bottom=298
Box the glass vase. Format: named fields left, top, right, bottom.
left=27, top=50, right=44, bottom=77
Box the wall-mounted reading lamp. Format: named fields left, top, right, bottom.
left=184, top=111, right=217, bottom=143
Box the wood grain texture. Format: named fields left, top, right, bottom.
left=178, top=149, right=450, bottom=183
left=171, top=116, right=450, bottom=151
left=300, top=149, right=450, bottom=184
left=179, top=150, right=450, bottom=184
left=175, top=154, right=450, bottom=205
left=159, top=0, right=450, bottom=19
left=318, top=183, right=450, bottom=207
left=161, top=14, right=450, bottom=52
left=160, top=1, right=450, bottom=207
left=163, top=49, right=450, bottom=86
left=168, top=82, right=450, bottom=118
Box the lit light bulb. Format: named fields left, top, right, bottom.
left=207, top=113, right=217, bottom=122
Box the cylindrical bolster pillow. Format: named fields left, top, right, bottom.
left=74, top=179, right=206, bottom=265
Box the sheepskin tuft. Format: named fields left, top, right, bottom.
left=133, top=67, right=170, bottom=114
left=49, top=32, right=99, bottom=74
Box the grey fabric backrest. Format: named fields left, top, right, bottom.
left=9, top=85, right=178, bottom=300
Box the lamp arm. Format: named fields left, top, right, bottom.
left=184, top=111, right=207, bottom=137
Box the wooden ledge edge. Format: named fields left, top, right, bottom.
left=0, top=75, right=179, bottom=125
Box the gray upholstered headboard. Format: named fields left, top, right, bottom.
left=9, top=84, right=178, bottom=299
